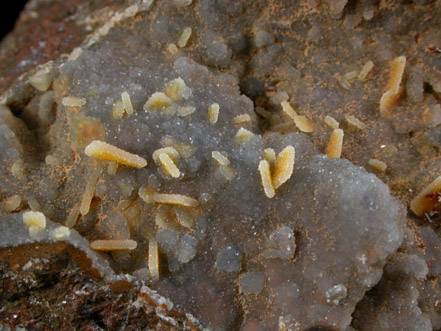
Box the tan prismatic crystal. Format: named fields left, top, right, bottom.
left=386, top=56, right=406, bottom=93
left=212, top=151, right=230, bottom=166
left=280, top=100, right=314, bottom=132
left=2, top=195, right=21, bottom=212
left=235, top=127, right=254, bottom=143
left=218, top=165, right=235, bottom=181
left=153, top=147, right=180, bottom=178
left=410, top=175, right=441, bottom=217
left=177, top=27, right=192, bottom=48
left=339, top=77, right=352, bottom=90
left=158, top=152, right=181, bottom=178
left=112, top=100, right=124, bottom=119
left=167, top=43, right=179, bottom=54
left=344, top=71, right=358, bottom=80
left=264, top=148, right=276, bottom=163
left=153, top=193, right=199, bottom=207
left=29, top=65, right=53, bottom=92
left=52, top=226, right=71, bottom=240
left=379, top=56, right=406, bottom=116
left=85, top=140, right=147, bottom=168
left=339, top=70, right=358, bottom=90
left=345, top=115, right=366, bottom=130
left=27, top=196, right=41, bottom=211
left=177, top=106, right=196, bottom=117
left=358, top=60, right=374, bottom=81
left=138, top=186, right=155, bottom=204
left=232, top=114, right=251, bottom=125
left=324, top=115, right=339, bottom=129
left=379, top=89, right=401, bottom=117
left=11, top=159, right=25, bottom=179
left=149, top=239, right=160, bottom=280
left=325, top=129, right=344, bottom=158
left=65, top=203, right=80, bottom=228
left=79, top=167, right=102, bottom=216
left=107, top=161, right=118, bottom=175
left=174, top=205, right=195, bottom=228
left=144, top=92, right=173, bottom=111
left=62, top=96, right=87, bottom=107
left=173, top=143, right=195, bottom=158
left=273, top=146, right=295, bottom=190
left=152, top=147, right=180, bottom=163
left=163, top=77, right=191, bottom=102
left=258, top=159, right=275, bottom=198
left=207, top=103, right=220, bottom=124
left=90, top=239, right=137, bottom=251
left=281, top=100, right=298, bottom=120
left=121, top=91, right=134, bottom=115
left=368, top=159, right=387, bottom=173
left=23, top=211, right=46, bottom=236
left=155, top=206, right=179, bottom=230
left=293, top=115, right=314, bottom=133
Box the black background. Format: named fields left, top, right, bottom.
left=0, top=0, right=29, bottom=41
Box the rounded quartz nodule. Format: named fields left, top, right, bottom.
left=239, top=272, right=265, bottom=294
left=215, top=245, right=242, bottom=273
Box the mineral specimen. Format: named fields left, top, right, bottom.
left=0, top=0, right=440, bottom=329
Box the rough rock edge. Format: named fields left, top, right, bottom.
left=0, top=0, right=155, bottom=106
left=0, top=214, right=206, bottom=329
left=0, top=0, right=433, bottom=329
